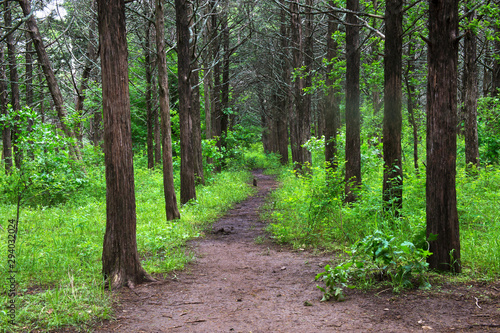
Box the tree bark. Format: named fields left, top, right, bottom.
left=18, top=0, right=81, bottom=160
left=324, top=1, right=341, bottom=170
left=426, top=0, right=461, bottom=273
left=5, top=1, right=22, bottom=168
left=492, top=24, right=500, bottom=97
left=0, top=46, right=12, bottom=173
left=463, top=3, right=479, bottom=169
left=405, top=38, right=419, bottom=174
left=344, top=0, right=361, bottom=202
left=382, top=0, right=403, bottom=215
left=175, top=0, right=196, bottom=204
left=156, top=0, right=180, bottom=220
left=98, top=0, right=154, bottom=289
left=145, top=19, right=155, bottom=169
left=276, top=0, right=289, bottom=165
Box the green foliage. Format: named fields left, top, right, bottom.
left=477, top=95, right=500, bottom=164
left=0, top=106, right=86, bottom=206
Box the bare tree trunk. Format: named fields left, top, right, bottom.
left=426, top=0, right=461, bottom=273
left=156, top=0, right=180, bottom=220
left=405, top=37, right=419, bottom=174
left=344, top=0, right=361, bottom=202
left=190, top=4, right=205, bottom=185
left=0, top=46, right=12, bottom=173
left=5, top=1, right=22, bottom=168
left=175, top=0, right=196, bottom=204
left=153, top=75, right=162, bottom=166
left=324, top=1, right=341, bottom=170
left=145, top=20, right=155, bottom=169
left=25, top=31, right=34, bottom=108
left=493, top=24, right=500, bottom=97
left=220, top=12, right=230, bottom=143
left=382, top=0, right=403, bottom=215
left=98, top=0, right=154, bottom=289
left=18, top=0, right=81, bottom=160
left=463, top=3, right=479, bottom=169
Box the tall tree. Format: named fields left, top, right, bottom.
left=98, top=0, right=154, bottom=288
left=344, top=0, right=361, bottom=202
left=0, top=46, right=12, bottom=173
left=145, top=15, right=155, bottom=169
left=426, top=0, right=461, bottom=273
left=276, top=0, right=289, bottom=165
left=18, top=0, right=81, bottom=160
left=463, top=2, right=479, bottom=169
left=156, top=0, right=180, bottom=220
left=382, top=0, right=403, bottom=215
left=5, top=1, right=22, bottom=168
left=324, top=0, right=341, bottom=170
left=175, top=0, right=196, bottom=204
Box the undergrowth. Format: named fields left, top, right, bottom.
left=0, top=148, right=256, bottom=332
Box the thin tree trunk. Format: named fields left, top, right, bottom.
left=175, top=0, right=196, bottom=204
left=25, top=31, right=34, bottom=108
left=18, top=0, right=81, bottom=160
left=463, top=3, right=479, bottom=169
left=344, top=0, right=361, bottom=202
left=324, top=2, right=341, bottom=170
left=156, top=0, right=180, bottom=220
left=145, top=21, right=155, bottom=169
left=382, top=0, right=403, bottom=215
left=98, top=0, right=153, bottom=289
left=5, top=1, right=22, bottom=168
left=190, top=3, right=205, bottom=185
left=0, top=46, right=12, bottom=173
left=426, top=0, right=461, bottom=273
left=405, top=38, right=419, bottom=174
left=492, top=24, right=500, bottom=97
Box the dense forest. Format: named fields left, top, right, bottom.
left=0, top=0, right=499, bottom=330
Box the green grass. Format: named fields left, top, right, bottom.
left=266, top=135, right=500, bottom=281
left=0, top=154, right=255, bottom=332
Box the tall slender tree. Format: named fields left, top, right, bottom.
left=383, top=0, right=403, bottom=215
left=344, top=0, right=361, bottom=202
left=175, top=0, right=196, bottom=204
left=156, top=0, right=180, bottom=220
left=98, top=0, right=154, bottom=288
left=426, top=0, right=461, bottom=273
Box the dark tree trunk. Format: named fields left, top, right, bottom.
left=156, top=0, right=180, bottom=220
left=382, top=0, right=403, bottom=215
left=210, top=0, right=222, bottom=166
left=276, top=0, right=289, bottom=165
left=25, top=31, right=34, bottom=108
left=463, top=3, right=479, bottom=169
left=154, top=75, right=162, bottom=166
left=175, top=0, right=196, bottom=204
left=303, top=0, right=313, bottom=146
left=5, top=1, right=22, bottom=168
left=371, top=0, right=382, bottom=116
left=290, top=0, right=311, bottom=173
left=98, top=0, right=153, bottom=289
left=405, top=38, right=419, bottom=174
left=0, top=46, right=12, bottom=173
left=426, top=0, right=461, bottom=273
left=324, top=1, right=341, bottom=170
left=344, top=0, right=361, bottom=202
left=145, top=19, right=155, bottom=169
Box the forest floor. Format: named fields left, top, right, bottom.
left=85, top=170, right=499, bottom=332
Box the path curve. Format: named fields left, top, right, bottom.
left=95, top=170, right=500, bottom=333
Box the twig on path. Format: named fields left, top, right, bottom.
left=474, top=296, right=482, bottom=309
left=186, top=319, right=207, bottom=324
left=167, top=301, right=204, bottom=306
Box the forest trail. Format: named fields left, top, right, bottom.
left=93, top=170, right=499, bottom=333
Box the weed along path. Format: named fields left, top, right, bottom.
left=94, top=170, right=500, bottom=333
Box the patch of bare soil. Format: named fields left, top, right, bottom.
left=90, top=170, right=499, bottom=333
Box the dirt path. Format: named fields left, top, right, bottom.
left=95, top=170, right=499, bottom=333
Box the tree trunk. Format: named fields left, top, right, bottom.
left=324, top=1, right=341, bottom=170
left=382, top=0, right=403, bottom=215
left=303, top=0, right=313, bottom=151
left=154, top=75, right=162, bottom=166
left=25, top=30, right=34, bottom=108
left=156, top=0, right=180, bottom=220
left=18, top=0, right=81, bottom=160
left=426, top=0, right=461, bottom=273
left=405, top=38, right=419, bottom=174
left=220, top=12, right=230, bottom=144
left=98, top=0, right=154, bottom=289
left=145, top=20, right=155, bottom=169
left=189, top=5, right=205, bottom=185
left=492, top=24, right=500, bottom=97
left=5, top=1, right=22, bottom=168
left=344, top=0, right=361, bottom=202
left=0, top=46, right=12, bottom=173
left=175, top=0, right=196, bottom=204
left=276, top=0, right=289, bottom=165
left=290, top=0, right=311, bottom=173
left=463, top=3, right=479, bottom=169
